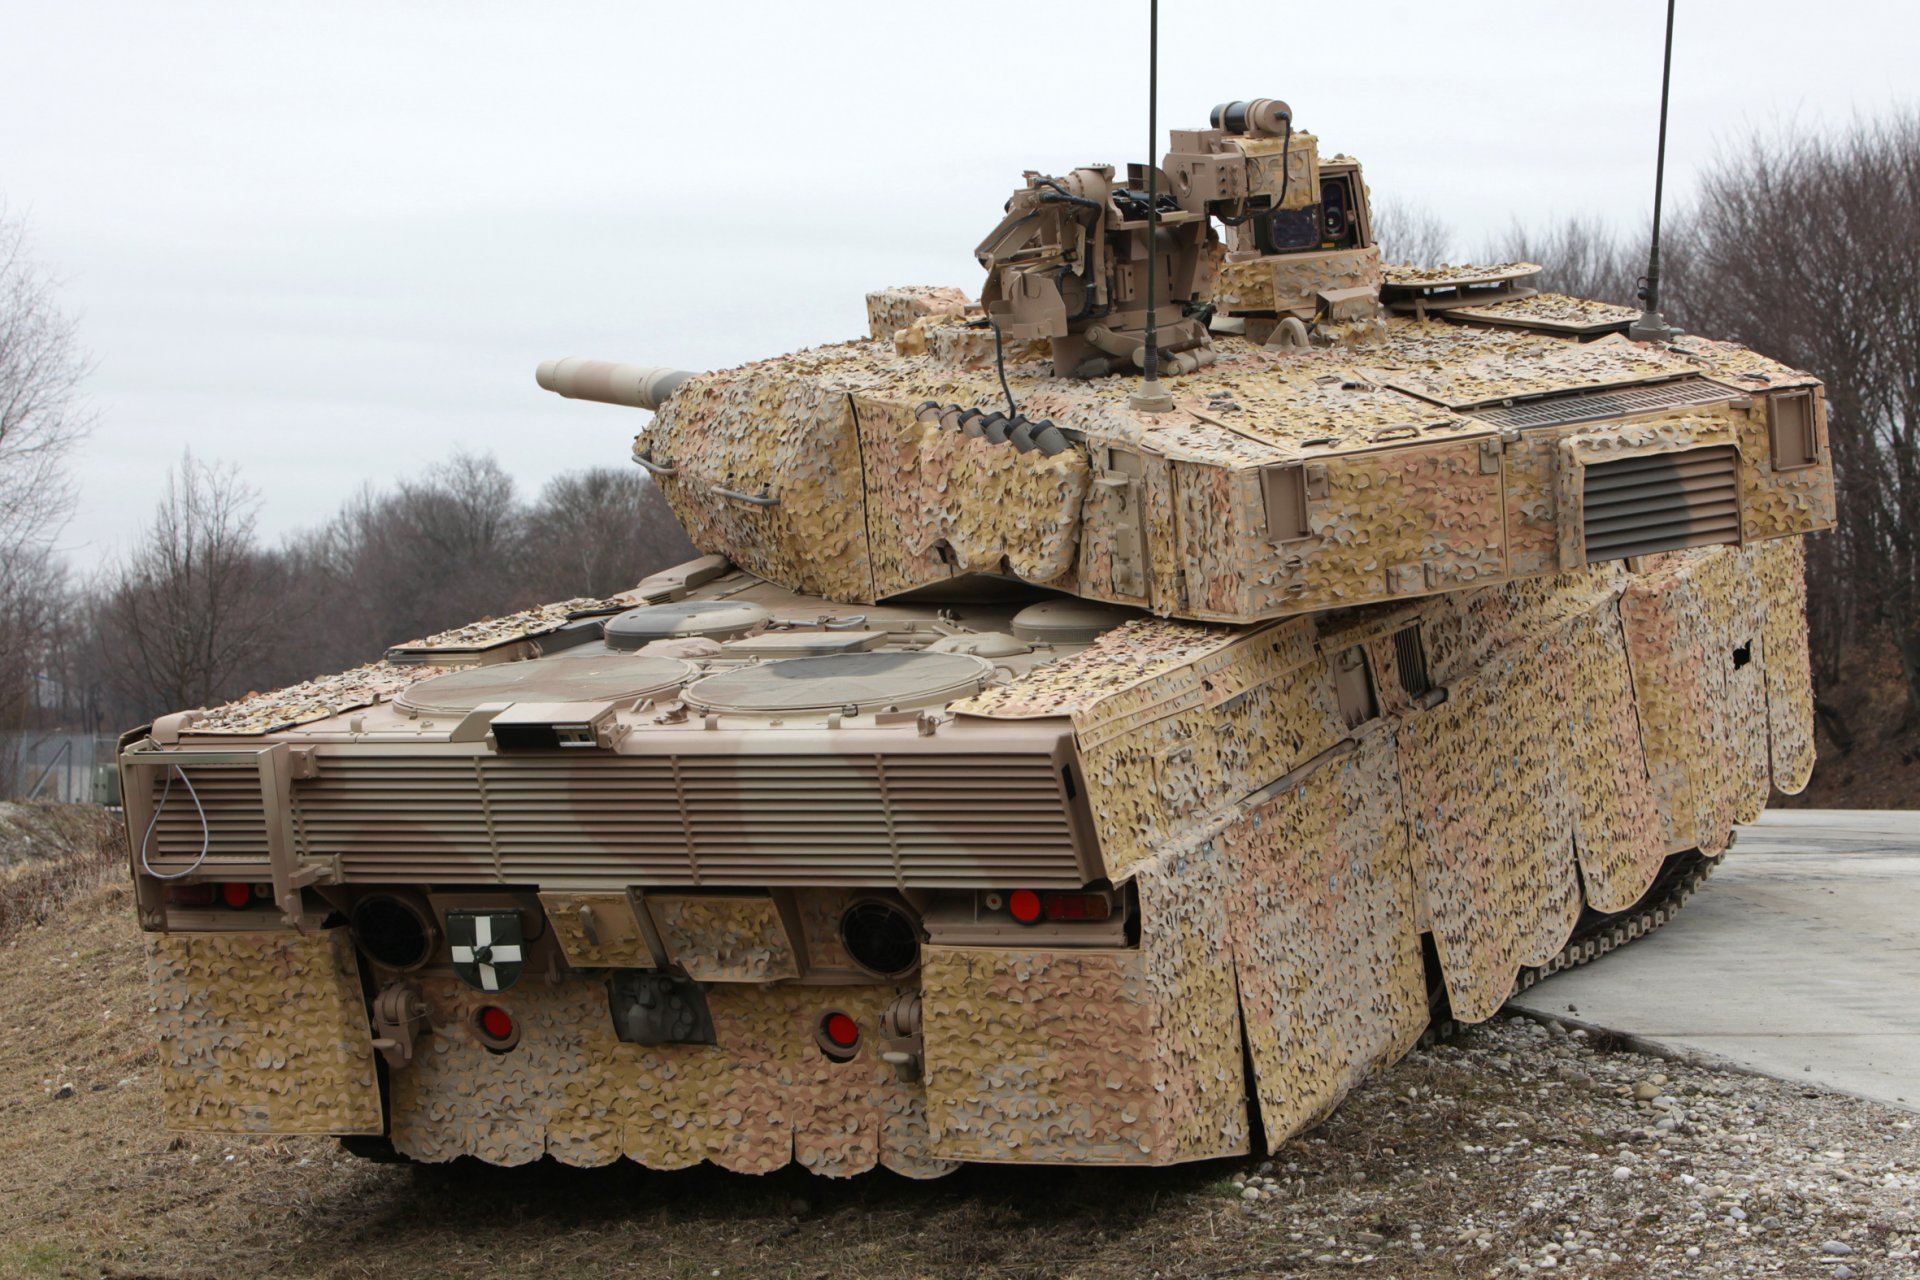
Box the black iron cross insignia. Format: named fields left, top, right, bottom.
left=446, top=911, right=525, bottom=992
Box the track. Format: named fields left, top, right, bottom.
left=1424, top=848, right=1718, bottom=1045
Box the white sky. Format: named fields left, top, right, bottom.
left=3, top=0, right=1914, bottom=572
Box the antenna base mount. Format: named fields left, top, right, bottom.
left=1627, top=310, right=1684, bottom=344
left=1129, top=378, right=1175, bottom=414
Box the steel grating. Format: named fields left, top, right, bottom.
left=1465, top=377, right=1739, bottom=430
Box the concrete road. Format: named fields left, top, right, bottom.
left=1508, top=810, right=1920, bottom=1111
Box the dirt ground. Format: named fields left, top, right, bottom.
left=1, top=832, right=1916, bottom=1280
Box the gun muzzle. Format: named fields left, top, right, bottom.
left=535, top=359, right=696, bottom=411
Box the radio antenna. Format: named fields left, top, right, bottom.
left=1130, top=0, right=1174, bottom=413
left=1629, top=0, right=1682, bottom=344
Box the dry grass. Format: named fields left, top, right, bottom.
left=0, top=802, right=122, bottom=942
left=1, top=812, right=1913, bottom=1279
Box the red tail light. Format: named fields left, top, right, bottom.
left=476, top=1006, right=517, bottom=1048
left=1043, top=892, right=1113, bottom=922
left=165, top=883, right=217, bottom=906
left=822, top=1012, right=860, bottom=1050
left=220, top=882, right=254, bottom=910
left=1007, top=889, right=1043, bottom=924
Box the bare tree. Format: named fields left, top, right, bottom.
left=1676, top=113, right=1920, bottom=722
left=96, top=453, right=285, bottom=717
left=291, top=452, right=533, bottom=661
left=0, top=209, right=89, bottom=556
left=0, top=208, right=91, bottom=734
left=1370, top=197, right=1455, bottom=266
left=523, top=468, right=696, bottom=598
left=1489, top=215, right=1644, bottom=304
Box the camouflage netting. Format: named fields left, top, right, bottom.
left=640, top=314, right=1832, bottom=625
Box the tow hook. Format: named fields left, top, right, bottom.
left=879, top=991, right=923, bottom=1082
left=370, top=981, right=429, bottom=1069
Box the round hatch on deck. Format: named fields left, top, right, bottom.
left=682, top=651, right=994, bottom=716
left=603, top=600, right=773, bottom=650
left=1010, top=599, right=1145, bottom=644
left=395, top=655, right=695, bottom=716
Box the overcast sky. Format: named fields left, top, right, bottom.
left=4, top=0, right=1915, bottom=573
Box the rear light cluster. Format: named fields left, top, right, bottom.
left=817, top=1010, right=861, bottom=1061
left=165, top=882, right=266, bottom=909
left=474, top=1004, right=519, bottom=1051
left=1041, top=892, right=1111, bottom=921
left=992, top=889, right=1114, bottom=925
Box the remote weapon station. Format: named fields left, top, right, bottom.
left=123, top=82, right=1831, bottom=1173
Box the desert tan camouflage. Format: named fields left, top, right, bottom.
left=148, top=929, right=382, bottom=1135
left=636, top=318, right=1829, bottom=623
left=123, top=98, right=1828, bottom=1174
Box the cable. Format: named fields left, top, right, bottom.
left=989, top=319, right=1019, bottom=416
left=139, top=764, right=211, bottom=881
left=1276, top=115, right=1294, bottom=210
left=1033, top=177, right=1102, bottom=211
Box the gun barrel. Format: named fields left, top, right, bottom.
left=536, top=359, right=696, bottom=411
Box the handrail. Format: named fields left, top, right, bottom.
left=631, top=447, right=679, bottom=477
left=713, top=485, right=780, bottom=507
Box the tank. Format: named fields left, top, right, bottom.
left=121, top=99, right=1832, bottom=1176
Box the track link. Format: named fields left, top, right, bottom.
left=1422, top=848, right=1718, bottom=1046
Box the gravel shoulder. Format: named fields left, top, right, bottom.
left=0, top=830, right=1915, bottom=1279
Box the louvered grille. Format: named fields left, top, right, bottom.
left=142, top=765, right=271, bottom=872
left=1583, top=445, right=1741, bottom=563
left=1466, top=377, right=1736, bottom=429
left=281, top=750, right=1081, bottom=890
left=1392, top=626, right=1432, bottom=698
left=292, top=758, right=493, bottom=872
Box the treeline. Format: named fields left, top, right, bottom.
left=0, top=209, right=89, bottom=757
left=1375, top=111, right=1920, bottom=754
left=41, top=452, right=694, bottom=732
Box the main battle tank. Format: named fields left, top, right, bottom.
left=123, top=99, right=1832, bottom=1175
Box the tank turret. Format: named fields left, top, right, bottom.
left=539, top=100, right=1834, bottom=624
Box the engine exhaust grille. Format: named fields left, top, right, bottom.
left=1582, top=445, right=1741, bottom=563
left=141, top=765, right=272, bottom=871
left=286, top=750, right=1085, bottom=891
left=1466, top=376, right=1737, bottom=429
left=142, top=749, right=1089, bottom=890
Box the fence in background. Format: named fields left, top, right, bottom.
left=0, top=732, right=120, bottom=805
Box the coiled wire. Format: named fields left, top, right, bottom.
left=138, top=765, right=211, bottom=881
